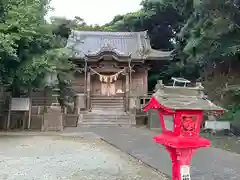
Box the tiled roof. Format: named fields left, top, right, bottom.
left=153, top=85, right=224, bottom=111
left=66, top=30, right=172, bottom=60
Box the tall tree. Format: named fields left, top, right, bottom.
left=0, top=0, right=72, bottom=95
left=103, top=0, right=184, bottom=89
left=104, top=1, right=183, bottom=50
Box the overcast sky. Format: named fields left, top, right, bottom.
left=47, top=0, right=142, bottom=25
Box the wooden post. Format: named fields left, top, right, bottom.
left=43, top=87, right=47, bottom=113
left=28, top=89, right=32, bottom=129
left=7, top=96, right=11, bottom=130
left=22, top=111, right=26, bottom=130
left=37, top=106, right=40, bottom=115
left=84, top=59, right=87, bottom=95
left=145, top=67, right=148, bottom=94
left=42, top=88, right=47, bottom=131
left=87, top=71, right=91, bottom=111
left=64, top=107, right=67, bottom=114
left=84, top=59, right=88, bottom=110
left=125, top=72, right=129, bottom=112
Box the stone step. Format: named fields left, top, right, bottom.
left=78, top=107, right=135, bottom=126
left=92, top=104, right=123, bottom=106
left=83, top=115, right=129, bottom=120
left=80, top=122, right=131, bottom=127
left=79, top=121, right=131, bottom=127
left=91, top=99, right=124, bottom=101
left=81, top=121, right=130, bottom=124
left=91, top=105, right=124, bottom=109
left=82, top=118, right=129, bottom=122
left=91, top=108, right=125, bottom=111
left=91, top=103, right=124, bottom=108
left=91, top=106, right=124, bottom=109
left=91, top=102, right=124, bottom=105
left=92, top=104, right=124, bottom=107
left=91, top=101, right=124, bottom=104
left=91, top=109, right=125, bottom=113
left=92, top=101, right=124, bottom=104
left=86, top=110, right=127, bottom=114
left=81, top=120, right=130, bottom=124
left=91, top=100, right=124, bottom=104
left=92, top=96, right=124, bottom=100
left=92, top=96, right=124, bottom=99
left=80, top=113, right=130, bottom=124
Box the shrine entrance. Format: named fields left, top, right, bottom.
left=101, top=83, right=116, bottom=96
left=90, top=67, right=126, bottom=97
left=89, top=66, right=126, bottom=113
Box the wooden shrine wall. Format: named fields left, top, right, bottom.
left=131, top=68, right=148, bottom=96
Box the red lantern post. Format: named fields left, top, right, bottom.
left=144, top=79, right=224, bottom=180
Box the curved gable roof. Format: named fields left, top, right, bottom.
left=66, top=30, right=172, bottom=60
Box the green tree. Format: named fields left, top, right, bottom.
left=104, top=1, right=183, bottom=50
left=103, top=0, right=185, bottom=89
left=0, top=0, right=72, bottom=96
left=51, top=16, right=106, bottom=34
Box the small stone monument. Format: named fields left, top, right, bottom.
left=42, top=88, right=63, bottom=131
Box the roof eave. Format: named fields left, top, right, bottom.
left=145, top=56, right=173, bottom=61
left=85, top=53, right=131, bottom=59
left=145, top=49, right=173, bottom=60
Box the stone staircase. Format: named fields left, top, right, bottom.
left=91, top=96, right=125, bottom=112
left=78, top=96, right=135, bottom=127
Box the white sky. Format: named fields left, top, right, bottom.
left=47, top=0, right=142, bottom=25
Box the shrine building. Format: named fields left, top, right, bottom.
left=66, top=30, right=172, bottom=126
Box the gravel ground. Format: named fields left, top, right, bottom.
left=0, top=135, right=167, bottom=180
left=63, top=127, right=240, bottom=180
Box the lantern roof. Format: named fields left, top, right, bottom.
left=151, top=80, right=224, bottom=111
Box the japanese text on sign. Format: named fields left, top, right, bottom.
left=180, top=165, right=191, bottom=180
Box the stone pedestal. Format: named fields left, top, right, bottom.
left=75, top=94, right=85, bottom=112
left=42, top=106, right=63, bottom=131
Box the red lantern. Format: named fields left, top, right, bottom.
left=144, top=81, right=224, bottom=180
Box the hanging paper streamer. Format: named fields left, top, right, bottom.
left=104, top=76, right=108, bottom=83
left=89, top=67, right=126, bottom=83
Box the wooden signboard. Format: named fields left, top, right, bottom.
left=7, top=97, right=32, bottom=130
left=11, top=98, right=30, bottom=111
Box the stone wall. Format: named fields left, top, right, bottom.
left=63, top=114, right=78, bottom=127
left=28, top=106, right=79, bottom=130
left=42, top=106, right=63, bottom=131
